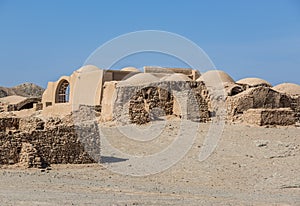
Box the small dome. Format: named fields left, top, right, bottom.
left=196, top=70, right=234, bottom=89
left=76, top=65, right=100, bottom=73
left=236, top=78, right=272, bottom=87
left=120, top=67, right=140, bottom=72
left=161, top=73, right=192, bottom=82
left=118, top=73, right=159, bottom=86
left=272, top=83, right=300, bottom=96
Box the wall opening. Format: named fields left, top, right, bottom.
left=19, top=102, right=34, bottom=110
left=55, top=80, right=70, bottom=103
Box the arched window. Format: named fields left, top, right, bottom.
left=56, top=80, right=70, bottom=103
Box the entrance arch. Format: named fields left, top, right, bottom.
left=55, top=79, right=70, bottom=103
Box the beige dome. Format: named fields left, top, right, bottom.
left=76, top=65, right=99, bottom=73
left=120, top=67, right=140, bottom=72
left=161, top=73, right=192, bottom=82
left=272, top=83, right=300, bottom=96
left=196, top=70, right=234, bottom=84
left=118, top=73, right=159, bottom=86
left=236, top=77, right=272, bottom=87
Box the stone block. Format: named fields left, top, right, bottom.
left=243, top=108, right=295, bottom=126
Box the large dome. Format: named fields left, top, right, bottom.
left=118, top=73, right=159, bottom=86
left=196, top=70, right=234, bottom=85
left=161, top=73, right=192, bottom=82
left=272, top=83, right=300, bottom=96
left=120, top=67, right=140, bottom=72
left=236, top=77, right=272, bottom=87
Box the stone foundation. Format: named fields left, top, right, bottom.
left=243, top=108, right=296, bottom=126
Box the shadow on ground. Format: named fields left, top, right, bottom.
left=101, top=156, right=128, bottom=163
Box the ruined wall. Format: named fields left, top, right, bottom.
left=226, top=87, right=292, bottom=117
left=243, top=108, right=296, bottom=126
left=290, top=96, right=300, bottom=123
left=113, top=81, right=210, bottom=125
left=0, top=116, right=100, bottom=167
left=128, top=85, right=174, bottom=124
left=0, top=117, right=20, bottom=133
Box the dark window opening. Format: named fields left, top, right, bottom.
left=19, top=102, right=35, bottom=110
left=56, top=80, right=70, bottom=103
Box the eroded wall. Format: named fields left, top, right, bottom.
left=0, top=116, right=100, bottom=167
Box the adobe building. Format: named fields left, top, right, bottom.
left=41, top=65, right=203, bottom=123
left=40, top=65, right=300, bottom=126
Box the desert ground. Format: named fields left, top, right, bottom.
left=0, top=119, right=299, bottom=205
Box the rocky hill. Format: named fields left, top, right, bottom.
left=0, top=83, right=44, bottom=98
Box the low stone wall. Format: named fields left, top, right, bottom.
left=290, top=96, right=300, bottom=123
left=243, top=108, right=296, bottom=126
left=0, top=117, right=20, bottom=133
left=0, top=116, right=100, bottom=168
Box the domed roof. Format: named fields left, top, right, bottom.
left=236, top=77, right=272, bottom=87
left=118, top=73, right=159, bottom=86
left=272, top=83, right=300, bottom=96
left=196, top=70, right=234, bottom=84
left=76, top=65, right=100, bottom=73
left=120, top=67, right=140, bottom=72
left=161, top=73, right=192, bottom=82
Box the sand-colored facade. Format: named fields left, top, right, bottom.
left=41, top=65, right=201, bottom=120
left=39, top=65, right=300, bottom=126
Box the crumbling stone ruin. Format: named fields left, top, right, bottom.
left=0, top=113, right=100, bottom=168
left=1, top=65, right=300, bottom=168
left=114, top=80, right=209, bottom=125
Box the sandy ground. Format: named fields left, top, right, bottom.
left=0, top=120, right=299, bottom=205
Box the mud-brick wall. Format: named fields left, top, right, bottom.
left=0, top=117, right=20, bottom=132
left=129, top=85, right=174, bottom=124
left=290, top=96, right=300, bottom=123
left=188, top=81, right=210, bottom=122
left=226, top=87, right=292, bottom=117
left=0, top=117, right=101, bottom=167
left=114, top=81, right=210, bottom=125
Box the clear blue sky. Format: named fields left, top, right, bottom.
left=0, top=0, right=299, bottom=88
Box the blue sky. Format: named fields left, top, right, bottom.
left=0, top=0, right=299, bottom=88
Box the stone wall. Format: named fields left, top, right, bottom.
left=226, top=87, right=292, bottom=117
left=113, top=81, right=210, bottom=125
left=0, top=116, right=100, bottom=168
left=243, top=108, right=296, bottom=126
left=0, top=117, right=20, bottom=133
left=290, top=96, right=300, bottom=123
